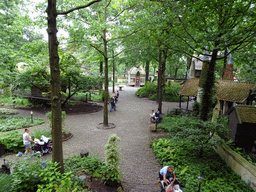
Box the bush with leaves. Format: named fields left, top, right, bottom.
left=64, top=155, right=103, bottom=175
left=157, top=115, right=229, bottom=157
left=0, top=131, right=24, bottom=153
left=0, top=173, right=12, bottom=192
left=31, top=128, right=52, bottom=140
left=101, top=134, right=123, bottom=185
left=135, top=81, right=157, bottom=97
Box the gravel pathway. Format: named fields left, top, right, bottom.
left=0, top=85, right=192, bottom=192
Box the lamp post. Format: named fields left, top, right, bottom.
left=198, top=172, right=204, bottom=192
left=31, top=111, right=33, bottom=123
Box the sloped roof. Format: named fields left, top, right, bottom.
left=215, top=81, right=256, bottom=103
left=236, top=105, right=256, bottom=123
left=178, top=79, right=256, bottom=102
left=178, top=78, right=199, bottom=96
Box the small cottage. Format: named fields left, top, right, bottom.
left=228, top=104, right=256, bottom=152
left=127, top=66, right=154, bottom=87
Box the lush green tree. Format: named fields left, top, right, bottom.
left=46, top=0, right=102, bottom=173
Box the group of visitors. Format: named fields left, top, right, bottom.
left=150, top=108, right=162, bottom=123
left=110, top=91, right=119, bottom=112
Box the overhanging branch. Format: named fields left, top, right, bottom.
left=57, top=0, right=102, bottom=15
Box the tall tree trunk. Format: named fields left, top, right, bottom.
left=145, top=60, right=150, bottom=82
left=47, top=0, right=63, bottom=173
left=174, top=67, right=178, bottom=81
left=157, top=47, right=162, bottom=107
left=112, top=51, right=115, bottom=93
left=103, top=7, right=108, bottom=126
left=99, top=61, right=103, bottom=94
left=200, top=48, right=218, bottom=121
left=158, top=48, right=167, bottom=113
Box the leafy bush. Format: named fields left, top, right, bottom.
left=101, top=134, right=123, bottom=184
left=10, top=160, right=74, bottom=192
left=31, top=129, right=52, bottom=140
left=0, top=96, right=32, bottom=107
left=64, top=155, right=103, bottom=174
left=37, top=161, right=73, bottom=191
left=135, top=81, right=157, bottom=97
left=10, top=160, right=43, bottom=192
left=157, top=115, right=229, bottom=157
left=0, top=115, right=45, bottom=132
left=151, top=138, right=254, bottom=192
left=0, top=173, right=13, bottom=192
left=136, top=81, right=182, bottom=102
left=0, top=131, right=24, bottom=152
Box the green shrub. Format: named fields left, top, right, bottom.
left=135, top=81, right=157, bottom=97
left=0, top=115, right=45, bottom=132
left=0, top=96, right=32, bottom=107
left=136, top=81, right=182, bottom=102
left=64, top=155, right=103, bottom=174
left=31, top=129, right=52, bottom=140
left=37, top=161, right=73, bottom=192
left=157, top=115, right=229, bottom=157
left=101, top=134, right=123, bottom=184
left=0, top=173, right=13, bottom=192
left=0, top=131, right=24, bottom=152
left=10, top=160, right=43, bottom=192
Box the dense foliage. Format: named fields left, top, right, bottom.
left=136, top=81, right=182, bottom=102
left=0, top=131, right=24, bottom=153
left=157, top=114, right=229, bottom=157
left=151, top=138, right=254, bottom=192
left=0, top=155, right=107, bottom=192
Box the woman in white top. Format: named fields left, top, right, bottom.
left=23, top=129, right=35, bottom=155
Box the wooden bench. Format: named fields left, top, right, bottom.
left=118, top=86, right=124, bottom=91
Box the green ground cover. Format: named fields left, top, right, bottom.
left=0, top=115, right=45, bottom=132
left=153, top=114, right=254, bottom=192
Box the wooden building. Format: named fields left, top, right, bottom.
left=228, top=104, right=256, bottom=151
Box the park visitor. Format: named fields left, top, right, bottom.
left=23, top=128, right=35, bottom=155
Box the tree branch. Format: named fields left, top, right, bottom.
left=58, top=0, right=102, bottom=15
left=90, top=44, right=105, bottom=57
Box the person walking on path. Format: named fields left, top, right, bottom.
left=110, top=95, right=116, bottom=112
left=23, top=128, right=35, bottom=156
left=115, top=91, right=119, bottom=104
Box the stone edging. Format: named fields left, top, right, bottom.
left=221, top=144, right=256, bottom=177
left=215, top=143, right=256, bottom=191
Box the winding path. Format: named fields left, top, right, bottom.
left=0, top=85, right=192, bottom=192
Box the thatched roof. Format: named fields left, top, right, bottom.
left=235, top=105, right=256, bottom=124
left=178, top=79, right=256, bottom=103
left=178, top=78, right=199, bottom=97
left=215, top=81, right=256, bottom=103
